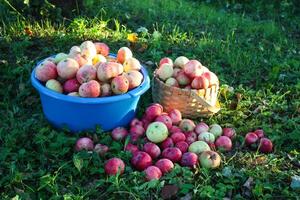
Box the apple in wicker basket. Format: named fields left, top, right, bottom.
left=155, top=56, right=219, bottom=91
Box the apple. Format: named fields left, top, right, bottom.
left=155, top=114, right=172, bottom=129
left=141, top=117, right=151, bottom=130
left=172, top=68, right=181, bottom=77
left=159, top=57, right=173, bottom=67
left=131, top=151, right=152, bottom=171
left=181, top=152, right=198, bottom=168
left=105, top=158, right=125, bottom=175
left=111, top=127, right=128, bottom=141
left=183, top=60, right=203, bottom=78
left=174, top=56, right=189, bottom=68
left=222, top=127, right=236, bottom=139
left=245, top=132, right=259, bottom=147
left=175, top=141, right=189, bottom=153
left=191, top=75, right=209, bottom=89
left=130, top=125, right=145, bottom=137
left=176, top=71, right=191, bottom=86
left=146, top=122, right=169, bottom=143
left=258, top=138, right=273, bottom=153
left=254, top=129, right=264, bottom=138
left=188, top=141, right=210, bottom=154
left=75, top=137, right=94, bottom=151
left=202, top=71, right=219, bottom=87
left=130, top=118, right=143, bottom=127
left=162, top=147, right=182, bottom=163
left=94, top=144, right=109, bottom=156
left=165, top=77, right=179, bottom=87
left=145, top=103, right=163, bottom=121
left=124, top=143, right=139, bottom=154
left=155, top=158, right=174, bottom=174
left=215, top=136, right=232, bottom=152
left=198, top=132, right=215, bottom=143
left=168, top=109, right=182, bottom=125
left=209, top=124, right=223, bottom=138
left=179, top=119, right=196, bottom=132
left=169, top=126, right=182, bottom=134
left=144, top=166, right=162, bottom=181
left=199, top=151, right=221, bottom=169
left=161, top=137, right=174, bottom=149
left=170, top=132, right=186, bottom=143
left=143, top=142, right=161, bottom=159
left=157, top=63, right=174, bottom=81
left=185, top=131, right=197, bottom=145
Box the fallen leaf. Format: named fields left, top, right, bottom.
left=161, top=185, right=178, bottom=199
left=24, top=27, right=33, bottom=36
left=127, top=33, right=138, bottom=43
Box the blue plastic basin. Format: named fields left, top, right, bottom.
left=31, top=54, right=150, bottom=132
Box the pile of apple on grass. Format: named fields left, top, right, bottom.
left=77, top=103, right=273, bottom=180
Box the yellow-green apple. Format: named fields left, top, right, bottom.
left=146, top=122, right=169, bottom=143
left=199, top=150, right=221, bottom=169
left=188, top=141, right=210, bottom=154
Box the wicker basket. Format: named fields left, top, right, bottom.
left=152, top=75, right=220, bottom=118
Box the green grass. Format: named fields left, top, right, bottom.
left=0, top=0, right=300, bottom=199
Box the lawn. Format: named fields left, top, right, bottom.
left=0, top=0, right=299, bottom=199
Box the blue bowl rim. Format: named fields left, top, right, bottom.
left=31, top=53, right=150, bottom=104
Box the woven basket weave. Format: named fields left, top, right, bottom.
left=152, top=75, right=220, bottom=118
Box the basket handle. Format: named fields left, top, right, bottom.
left=190, top=91, right=220, bottom=113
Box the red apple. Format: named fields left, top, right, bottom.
left=169, top=126, right=182, bottom=134
left=111, top=127, right=128, bottom=141
left=195, top=122, right=209, bottom=135
left=94, top=144, right=109, bottom=156
left=202, top=71, right=219, bottom=87
left=222, top=127, right=236, bottom=139
left=183, top=60, right=203, bottom=78
left=143, top=142, right=161, bottom=159
left=105, top=158, right=125, bottom=175
left=254, top=129, right=265, bottom=138
left=185, top=131, right=197, bottom=144
left=245, top=132, right=259, bottom=147
left=161, top=137, right=174, bottom=149
left=191, top=75, right=209, bottom=89
left=162, top=147, right=182, bottom=163
left=145, top=103, right=163, bottom=121
left=168, top=109, right=182, bottom=125
left=75, top=137, right=94, bottom=151
left=171, top=132, right=186, bottom=143
left=155, top=114, right=172, bottom=129
left=258, top=138, right=273, bottom=153
left=159, top=57, right=173, bottom=67
left=130, top=118, right=143, bottom=127
left=175, top=141, right=189, bottom=153
left=215, top=136, right=232, bottom=152
left=181, top=152, right=198, bottom=168
left=144, top=166, right=162, bottom=181
left=124, top=143, right=139, bottom=154
left=155, top=158, right=174, bottom=174
left=130, top=125, right=145, bottom=136
left=131, top=151, right=152, bottom=171
left=141, top=117, right=151, bottom=130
